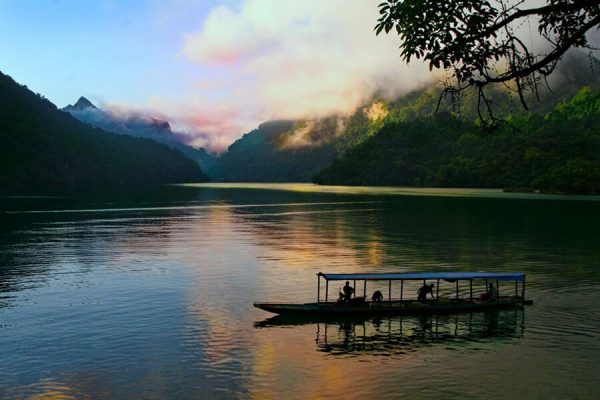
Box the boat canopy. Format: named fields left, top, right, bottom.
left=317, top=271, right=525, bottom=282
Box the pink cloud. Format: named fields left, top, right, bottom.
left=146, top=95, right=259, bottom=153
left=112, top=1, right=435, bottom=153
left=180, top=0, right=432, bottom=124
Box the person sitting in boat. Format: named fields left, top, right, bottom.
left=417, top=283, right=435, bottom=302
left=487, top=282, right=497, bottom=301
left=372, top=290, right=383, bottom=302
left=343, top=281, right=354, bottom=302
left=480, top=283, right=498, bottom=301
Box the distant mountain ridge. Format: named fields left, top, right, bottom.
left=209, top=51, right=600, bottom=186
left=0, top=71, right=208, bottom=190
left=63, top=98, right=216, bottom=172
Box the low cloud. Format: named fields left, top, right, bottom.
left=106, top=1, right=599, bottom=153
left=145, top=95, right=258, bottom=152
left=172, top=0, right=433, bottom=151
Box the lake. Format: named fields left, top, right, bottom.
left=1, top=183, right=599, bottom=399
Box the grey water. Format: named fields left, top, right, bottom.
left=1, top=183, right=599, bottom=399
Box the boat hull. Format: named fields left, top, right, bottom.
left=254, top=298, right=524, bottom=316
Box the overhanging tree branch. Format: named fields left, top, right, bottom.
left=376, top=0, right=600, bottom=128
left=480, top=15, right=600, bottom=84
left=479, top=1, right=593, bottom=40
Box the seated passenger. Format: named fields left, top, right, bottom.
left=343, top=281, right=354, bottom=302
left=488, top=283, right=497, bottom=301
left=480, top=283, right=497, bottom=301
left=372, top=290, right=383, bottom=302
left=417, top=283, right=435, bottom=302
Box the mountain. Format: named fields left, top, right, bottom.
left=209, top=120, right=326, bottom=181
left=63, top=97, right=217, bottom=171
left=206, top=84, right=562, bottom=183
left=314, top=86, right=600, bottom=194
left=210, top=51, right=600, bottom=189
left=63, top=96, right=96, bottom=111
left=0, top=71, right=208, bottom=190
left=208, top=109, right=383, bottom=181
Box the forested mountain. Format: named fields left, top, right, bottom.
left=315, top=87, right=600, bottom=194
left=64, top=97, right=217, bottom=171
left=209, top=53, right=599, bottom=193
left=0, top=71, right=208, bottom=190
left=208, top=114, right=382, bottom=181
left=209, top=53, right=599, bottom=185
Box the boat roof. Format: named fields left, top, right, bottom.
left=318, top=271, right=525, bottom=282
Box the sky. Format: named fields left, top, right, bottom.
left=0, top=0, right=437, bottom=152
left=2, top=1, right=598, bottom=152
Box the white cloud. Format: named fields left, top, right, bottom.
left=170, top=0, right=434, bottom=151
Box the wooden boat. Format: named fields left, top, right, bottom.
left=254, top=271, right=530, bottom=316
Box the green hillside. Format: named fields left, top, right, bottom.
left=315, top=87, right=600, bottom=194
left=0, top=71, right=208, bottom=190
left=209, top=54, right=599, bottom=186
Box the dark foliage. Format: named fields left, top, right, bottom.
left=0, top=71, right=207, bottom=190
left=64, top=97, right=217, bottom=172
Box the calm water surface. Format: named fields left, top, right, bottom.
left=1, top=184, right=599, bottom=399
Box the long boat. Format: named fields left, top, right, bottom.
left=254, top=271, right=530, bottom=316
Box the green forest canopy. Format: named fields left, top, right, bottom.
left=315, top=86, right=600, bottom=194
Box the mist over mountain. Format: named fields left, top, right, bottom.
left=313, top=54, right=600, bottom=194
left=208, top=52, right=600, bottom=192
left=315, top=86, right=600, bottom=194
left=208, top=110, right=382, bottom=182
left=64, top=98, right=217, bottom=172
left=0, top=71, right=208, bottom=190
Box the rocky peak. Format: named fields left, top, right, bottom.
left=64, top=96, right=96, bottom=111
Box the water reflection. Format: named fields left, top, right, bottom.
left=231, top=192, right=600, bottom=289
left=1, top=184, right=600, bottom=398
left=256, top=309, right=524, bottom=356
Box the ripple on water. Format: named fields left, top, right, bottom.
left=1, top=187, right=600, bottom=398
